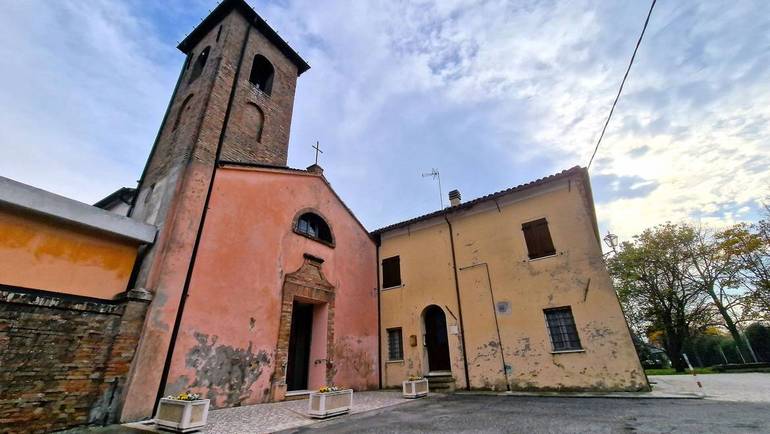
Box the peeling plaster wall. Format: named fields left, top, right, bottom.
left=379, top=224, right=468, bottom=389
left=163, top=167, right=378, bottom=408
left=379, top=175, right=648, bottom=392
left=119, top=10, right=252, bottom=421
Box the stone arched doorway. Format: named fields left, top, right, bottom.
left=422, top=305, right=451, bottom=372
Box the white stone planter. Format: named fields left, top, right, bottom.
left=402, top=379, right=429, bottom=398
left=155, top=398, right=210, bottom=433
left=308, top=389, right=353, bottom=419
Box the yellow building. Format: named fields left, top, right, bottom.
left=374, top=167, right=648, bottom=392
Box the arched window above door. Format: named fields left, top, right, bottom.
left=294, top=211, right=334, bottom=246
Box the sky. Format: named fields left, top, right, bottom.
left=1, top=0, right=768, bottom=241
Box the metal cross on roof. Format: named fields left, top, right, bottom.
left=312, top=141, right=323, bottom=165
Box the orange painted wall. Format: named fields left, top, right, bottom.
left=0, top=208, right=138, bottom=299
left=164, top=167, right=378, bottom=407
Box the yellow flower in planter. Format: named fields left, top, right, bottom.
left=318, top=385, right=341, bottom=393
left=165, top=391, right=202, bottom=401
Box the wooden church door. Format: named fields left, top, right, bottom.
left=286, top=301, right=314, bottom=390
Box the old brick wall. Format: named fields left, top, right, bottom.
left=0, top=287, right=150, bottom=433
left=219, top=22, right=299, bottom=166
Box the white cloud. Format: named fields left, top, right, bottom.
left=1, top=0, right=768, bottom=237
left=0, top=0, right=177, bottom=203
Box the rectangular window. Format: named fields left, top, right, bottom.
left=522, top=218, right=556, bottom=259
left=387, top=328, right=404, bottom=360
left=544, top=307, right=582, bottom=352
left=382, top=256, right=402, bottom=288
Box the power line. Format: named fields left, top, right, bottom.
left=587, top=0, right=657, bottom=170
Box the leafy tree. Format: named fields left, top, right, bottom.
left=608, top=223, right=714, bottom=371
left=724, top=215, right=770, bottom=321
left=687, top=225, right=752, bottom=361
left=745, top=322, right=770, bottom=362
left=684, top=328, right=736, bottom=367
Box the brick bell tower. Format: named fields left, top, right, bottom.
left=119, top=0, right=309, bottom=421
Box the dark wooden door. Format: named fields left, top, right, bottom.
left=286, top=301, right=313, bottom=390
left=424, top=305, right=451, bottom=371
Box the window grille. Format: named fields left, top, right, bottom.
left=387, top=328, right=404, bottom=360
left=544, top=307, right=582, bottom=351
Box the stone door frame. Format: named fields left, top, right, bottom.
left=271, top=254, right=335, bottom=400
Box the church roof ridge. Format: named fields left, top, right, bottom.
left=178, top=0, right=310, bottom=75
left=218, top=160, right=309, bottom=173
left=217, top=160, right=374, bottom=239
left=371, top=166, right=587, bottom=235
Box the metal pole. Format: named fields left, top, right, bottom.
left=437, top=171, right=444, bottom=209
left=718, top=346, right=729, bottom=364
left=682, top=353, right=704, bottom=396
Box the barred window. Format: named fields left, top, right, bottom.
left=544, top=307, right=582, bottom=351
left=387, top=328, right=404, bottom=361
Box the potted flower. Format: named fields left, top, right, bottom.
left=402, top=375, right=429, bottom=399
left=308, top=385, right=353, bottom=418
left=155, top=391, right=210, bottom=432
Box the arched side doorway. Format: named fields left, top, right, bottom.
left=423, top=305, right=451, bottom=372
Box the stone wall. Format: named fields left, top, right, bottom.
left=0, top=286, right=151, bottom=433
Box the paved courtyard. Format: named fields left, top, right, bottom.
left=283, top=393, right=770, bottom=433
left=90, top=391, right=410, bottom=434
left=81, top=374, right=770, bottom=433
left=648, top=373, right=770, bottom=402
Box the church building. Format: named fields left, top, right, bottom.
left=0, top=0, right=646, bottom=432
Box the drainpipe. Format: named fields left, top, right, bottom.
left=154, top=24, right=253, bottom=413
left=444, top=216, right=471, bottom=391
left=458, top=262, right=511, bottom=391
left=375, top=234, right=383, bottom=389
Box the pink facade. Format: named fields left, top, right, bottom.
left=163, top=165, right=378, bottom=408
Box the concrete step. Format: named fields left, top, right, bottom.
left=427, top=375, right=456, bottom=393
left=284, top=390, right=311, bottom=401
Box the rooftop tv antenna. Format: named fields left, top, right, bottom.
left=422, top=168, right=443, bottom=209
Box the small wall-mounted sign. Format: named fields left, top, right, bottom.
left=496, top=301, right=512, bottom=315
left=447, top=325, right=459, bottom=335
left=409, top=334, right=418, bottom=347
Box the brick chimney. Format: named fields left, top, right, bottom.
left=448, top=189, right=461, bottom=207
left=306, top=164, right=324, bottom=175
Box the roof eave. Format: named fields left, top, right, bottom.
left=371, top=166, right=586, bottom=235
left=176, top=0, right=310, bottom=76
left=0, top=177, right=156, bottom=244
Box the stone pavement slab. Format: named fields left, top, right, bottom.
left=114, top=390, right=411, bottom=434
